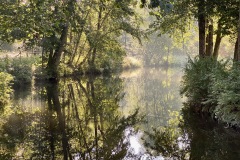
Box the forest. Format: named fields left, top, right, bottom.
left=1, top=0, right=240, bottom=159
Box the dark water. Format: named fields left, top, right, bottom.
left=1, top=67, right=240, bottom=160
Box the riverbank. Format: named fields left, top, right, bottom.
left=183, top=103, right=240, bottom=131
left=181, top=57, right=240, bottom=130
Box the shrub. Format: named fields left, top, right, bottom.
left=9, top=56, right=39, bottom=84
left=180, top=57, right=218, bottom=106
left=0, top=56, right=11, bottom=72
left=122, top=57, right=142, bottom=70
left=215, top=64, right=240, bottom=106
left=0, top=72, right=13, bottom=107
left=181, top=57, right=240, bottom=126
left=203, top=59, right=230, bottom=106
left=212, top=64, right=240, bottom=127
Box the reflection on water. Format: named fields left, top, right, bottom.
left=1, top=67, right=240, bottom=159
left=180, top=108, right=240, bottom=160
left=0, top=76, right=142, bottom=160
left=120, top=67, right=183, bottom=127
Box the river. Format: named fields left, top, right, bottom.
left=1, top=66, right=240, bottom=160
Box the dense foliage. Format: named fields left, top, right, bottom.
left=0, top=0, right=143, bottom=78
left=0, top=72, right=13, bottom=107
left=0, top=56, right=39, bottom=84
left=142, top=0, right=240, bottom=59
left=180, top=57, right=228, bottom=107
left=181, top=57, right=240, bottom=127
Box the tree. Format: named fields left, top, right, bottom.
left=141, top=0, right=240, bottom=59
left=236, top=0, right=240, bottom=61
left=71, top=0, right=143, bottom=73
left=0, top=0, right=143, bottom=78
left=0, top=0, right=76, bottom=78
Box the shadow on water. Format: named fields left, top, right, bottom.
left=0, top=76, right=143, bottom=160
left=181, top=107, right=240, bottom=160
left=1, top=66, right=240, bottom=159
left=143, top=107, right=240, bottom=160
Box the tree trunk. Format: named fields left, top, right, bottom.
left=237, top=1, right=240, bottom=61
left=213, top=22, right=222, bottom=59
left=47, top=24, right=69, bottom=78
left=206, top=19, right=213, bottom=56
left=234, top=38, right=238, bottom=61
left=198, top=0, right=206, bottom=57
left=90, top=48, right=97, bottom=71
left=213, top=35, right=222, bottom=59
left=88, top=3, right=102, bottom=73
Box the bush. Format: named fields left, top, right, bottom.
left=214, top=64, right=240, bottom=106
left=9, top=56, right=39, bottom=84
left=180, top=57, right=219, bottom=106
left=0, top=72, right=13, bottom=107
left=122, top=57, right=142, bottom=70
left=10, top=62, right=32, bottom=84
left=203, top=59, right=230, bottom=106
left=0, top=56, right=11, bottom=72
left=210, top=63, right=240, bottom=126
left=181, top=57, right=240, bottom=127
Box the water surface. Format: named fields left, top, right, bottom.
left=1, top=67, right=240, bottom=160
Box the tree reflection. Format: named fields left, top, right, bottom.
left=181, top=107, right=240, bottom=160
left=0, top=76, right=142, bottom=160
left=0, top=112, right=26, bottom=159
left=121, top=66, right=183, bottom=130
left=143, top=111, right=190, bottom=159
left=143, top=107, right=240, bottom=160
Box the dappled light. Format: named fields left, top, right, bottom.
left=1, top=0, right=240, bottom=159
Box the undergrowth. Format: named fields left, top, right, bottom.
left=181, top=57, right=240, bottom=127
left=0, top=56, right=39, bottom=84
left=0, top=72, right=13, bottom=107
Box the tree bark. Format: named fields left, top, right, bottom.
left=47, top=24, right=69, bottom=78
left=234, top=38, right=238, bottom=61
left=198, top=0, right=206, bottom=57
left=88, top=3, right=102, bottom=72
left=213, top=23, right=222, bottom=59
left=206, top=19, right=213, bottom=56
left=237, top=1, right=240, bottom=61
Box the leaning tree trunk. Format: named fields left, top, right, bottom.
left=213, top=22, right=222, bottom=59
left=198, top=0, right=206, bottom=57
left=88, top=3, right=102, bottom=73
left=47, top=24, right=69, bottom=79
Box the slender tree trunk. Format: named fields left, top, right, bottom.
left=237, top=1, right=240, bottom=61
left=90, top=48, right=97, bottom=71
left=234, top=38, right=238, bottom=61
left=206, top=18, right=213, bottom=56
left=89, top=4, right=102, bottom=72
left=69, top=32, right=81, bottom=65
left=213, top=22, right=222, bottom=59
left=198, top=0, right=206, bottom=57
